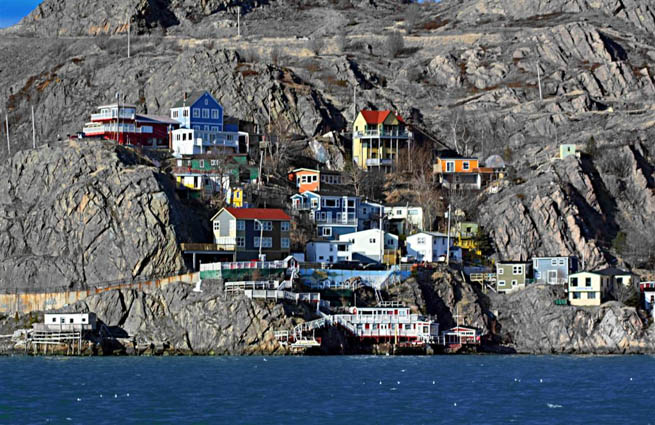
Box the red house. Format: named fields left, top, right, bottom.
left=82, top=103, right=178, bottom=147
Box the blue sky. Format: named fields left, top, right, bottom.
left=0, top=0, right=42, bottom=28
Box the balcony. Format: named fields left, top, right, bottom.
left=83, top=123, right=138, bottom=134
left=366, top=158, right=393, bottom=167
left=355, top=130, right=410, bottom=139
left=91, top=111, right=135, bottom=121
left=313, top=216, right=358, bottom=226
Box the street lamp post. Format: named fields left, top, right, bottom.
left=254, top=218, right=265, bottom=261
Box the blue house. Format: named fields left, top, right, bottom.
left=291, top=191, right=360, bottom=240
left=170, top=91, right=224, bottom=132
left=358, top=200, right=384, bottom=231
left=532, top=256, right=578, bottom=285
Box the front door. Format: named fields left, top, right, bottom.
left=548, top=270, right=557, bottom=284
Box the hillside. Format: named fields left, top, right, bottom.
left=1, top=0, right=655, bottom=270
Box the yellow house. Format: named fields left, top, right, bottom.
left=352, top=110, right=411, bottom=171
left=568, top=271, right=611, bottom=306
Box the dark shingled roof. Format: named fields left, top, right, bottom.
left=172, top=90, right=208, bottom=108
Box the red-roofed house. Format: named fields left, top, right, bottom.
left=352, top=109, right=411, bottom=171
left=210, top=207, right=291, bottom=260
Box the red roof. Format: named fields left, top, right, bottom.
left=225, top=207, right=291, bottom=221
left=360, top=110, right=405, bottom=125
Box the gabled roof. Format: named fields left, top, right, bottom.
left=212, top=207, right=291, bottom=221
left=359, top=110, right=405, bottom=125
left=410, top=231, right=448, bottom=238
left=172, top=90, right=210, bottom=108
left=136, top=114, right=180, bottom=125
left=596, top=267, right=633, bottom=276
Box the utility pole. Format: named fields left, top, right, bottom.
left=353, top=85, right=357, bottom=121
left=536, top=61, right=543, bottom=101
left=5, top=110, right=9, bottom=157
left=446, top=203, right=451, bottom=265
left=237, top=8, right=241, bottom=38
left=31, top=106, right=36, bottom=149
left=254, top=219, right=264, bottom=261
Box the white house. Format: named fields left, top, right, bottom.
left=43, top=313, right=97, bottom=331
left=338, top=228, right=399, bottom=264
left=305, top=240, right=351, bottom=264
left=171, top=128, right=239, bottom=156
left=641, top=282, right=655, bottom=318
left=384, top=205, right=424, bottom=233
left=406, top=231, right=455, bottom=263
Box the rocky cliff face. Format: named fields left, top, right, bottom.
left=64, top=281, right=313, bottom=355
left=3, top=0, right=655, bottom=268
left=0, top=140, right=195, bottom=291
left=489, top=284, right=655, bottom=354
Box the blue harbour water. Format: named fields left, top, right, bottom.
left=0, top=355, right=652, bottom=424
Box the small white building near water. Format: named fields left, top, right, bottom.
left=338, top=228, right=399, bottom=264
left=42, top=313, right=97, bottom=331
left=406, top=231, right=459, bottom=263
left=305, top=240, right=351, bottom=264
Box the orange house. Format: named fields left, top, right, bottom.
left=288, top=168, right=345, bottom=193
left=433, top=157, right=479, bottom=174
left=288, top=168, right=320, bottom=193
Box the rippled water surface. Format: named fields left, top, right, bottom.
left=0, top=355, right=652, bottom=424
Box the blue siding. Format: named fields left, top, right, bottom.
left=190, top=92, right=223, bottom=131
left=225, top=122, right=239, bottom=132
left=533, top=257, right=578, bottom=283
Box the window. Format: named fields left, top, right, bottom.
left=585, top=277, right=592, bottom=287
left=498, top=268, right=504, bottom=275
left=587, top=292, right=596, bottom=299
left=559, top=259, right=565, bottom=265
left=193, top=109, right=200, bottom=118
left=616, top=277, right=623, bottom=285
left=254, top=237, right=272, bottom=248
left=281, top=238, right=290, bottom=249
left=183, top=109, right=189, bottom=117
left=211, top=126, right=219, bottom=132
left=212, top=109, right=219, bottom=119
left=204, top=99, right=209, bottom=106
left=236, top=237, right=245, bottom=248
left=446, top=161, right=455, bottom=172
left=70, top=318, right=74, bottom=324
left=551, top=259, right=558, bottom=266
left=571, top=277, right=578, bottom=287
left=323, top=199, right=337, bottom=208
left=237, top=220, right=245, bottom=231
left=202, top=109, right=210, bottom=118
left=417, top=237, right=425, bottom=244
left=498, top=280, right=506, bottom=287
left=199, top=160, right=205, bottom=168
left=213, top=221, right=220, bottom=231
left=573, top=292, right=581, bottom=299
left=512, top=265, right=523, bottom=275
left=204, top=125, right=210, bottom=131
left=511, top=280, right=518, bottom=287
left=254, top=221, right=272, bottom=231
left=281, top=222, right=290, bottom=232
left=463, top=161, right=470, bottom=170
left=172, top=110, right=178, bottom=118
left=52, top=317, right=56, bottom=323
left=322, top=227, right=332, bottom=237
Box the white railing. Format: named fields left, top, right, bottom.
left=83, top=124, right=138, bottom=134
left=91, top=111, right=135, bottom=121
left=214, top=237, right=237, bottom=246
left=366, top=158, right=393, bottom=166
left=312, top=216, right=358, bottom=225
left=355, top=130, right=410, bottom=138
left=200, top=259, right=289, bottom=272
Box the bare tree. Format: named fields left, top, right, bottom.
left=386, top=32, right=405, bottom=58
left=270, top=46, right=282, bottom=65
left=336, top=31, right=347, bottom=53
left=404, top=4, right=422, bottom=34
left=308, top=37, right=325, bottom=56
